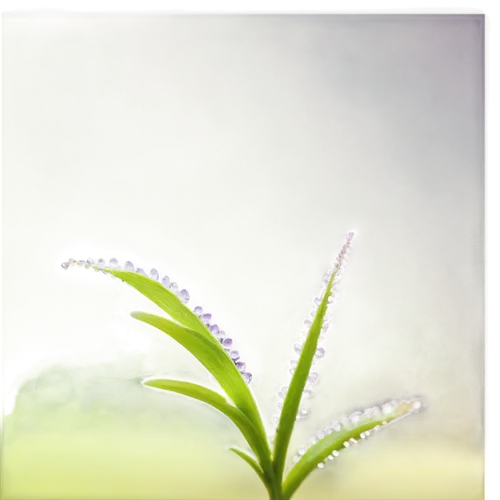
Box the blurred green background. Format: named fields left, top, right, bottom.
left=2, top=10, right=485, bottom=500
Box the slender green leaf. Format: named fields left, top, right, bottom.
left=104, top=269, right=217, bottom=344
left=273, top=271, right=336, bottom=481
left=228, top=447, right=268, bottom=486
left=132, top=312, right=248, bottom=411
left=144, top=379, right=267, bottom=472
left=132, top=312, right=271, bottom=468
left=282, top=399, right=423, bottom=500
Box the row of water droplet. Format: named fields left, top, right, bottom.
left=61, top=257, right=252, bottom=384
left=291, top=398, right=424, bottom=470
left=272, top=232, right=355, bottom=426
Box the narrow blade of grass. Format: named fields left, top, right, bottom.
left=132, top=312, right=271, bottom=467
left=228, top=447, right=268, bottom=488
left=273, top=271, right=336, bottom=481
left=105, top=269, right=217, bottom=344
left=144, top=379, right=268, bottom=471
left=282, top=399, right=424, bottom=499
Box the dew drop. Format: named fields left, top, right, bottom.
left=161, top=275, right=171, bottom=287
left=209, top=324, right=219, bottom=335
left=243, top=372, right=252, bottom=384
left=306, top=372, right=319, bottom=385
left=382, top=402, right=397, bottom=415
left=169, top=282, right=179, bottom=294
left=315, top=347, right=325, bottom=358
left=179, top=289, right=190, bottom=303
left=317, top=462, right=325, bottom=469
left=297, top=445, right=307, bottom=456
left=412, top=400, right=423, bottom=411
left=217, top=330, right=226, bottom=339
left=316, top=430, right=325, bottom=440
left=302, top=388, right=314, bottom=399
left=136, top=267, right=147, bottom=276
left=109, top=258, right=119, bottom=268
left=292, top=456, right=300, bottom=464
left=221, top=337, right=232, bottom=348
left=235, top=361, right=246, bottom=372
left=123, top=260, right=135, bottom=272
left=193, top=306, right=203, bottom=316
left=314, top=297, right=321, bottom=306
left=293, top=343, right=302, bottom=355
left=297, top=408, right=309, bottom=420
left=332, top=422, right=341, bottom=432
left=303, top=320, right=312, bottom=328
left=349, top=411, right=363, bottom=424
left=278, top=387, right=288, bottom=399
left=77, top=260, right=86, bottom=267
left=150, top=268, right=159, bottom=280
left=290, top=359, right=298, bottom=368
left=272, top=416, right=279, bottom=425
left=333, top=450, right=339, bottom=457
left=277, top=402, right=283, bottom=410
left=200, top=313, right=212, bottom=324
left=61, top=262, right=69, bottom=270
left=230, top=350, right=240, bottom=361
left=327, top=454, right=334, bottom=460
left=96, top=258, right=106, bottom=269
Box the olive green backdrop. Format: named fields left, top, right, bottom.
left=2, top=11, right=485, bottom=500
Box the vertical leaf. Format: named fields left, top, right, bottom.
left=273, top=233, right=354, bottom=483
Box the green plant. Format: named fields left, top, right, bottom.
left=61, top=232, right=424, bottom=500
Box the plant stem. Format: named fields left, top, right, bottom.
left=268, top=477, right=282, bottom=500
left=269, top=491, right=282, bottom=500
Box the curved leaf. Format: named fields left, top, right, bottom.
left=105, top=269, right=217, bottom=344
left=282, top=399, right=424, bottom=500
left=132, top=312, right=271, bottom=468
left=228, top=447, right=267, bottom=486
left=144, top=379, right=268, bottom=472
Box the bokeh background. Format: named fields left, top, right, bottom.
left=2, top=14, right=484, bottom=499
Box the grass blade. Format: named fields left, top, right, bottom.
left=132, top=312, right=271, bottom=467
left=106, top=269, right=217, bottom=344
left=228, top=447, right=268, bottom=488
left=272, top=270, right=337, bottom=479
left=144, top=379, right=268, bottom=472
left=273, top=233, right=354, bottom=482
left=282, top=398, right=424, bottom=499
